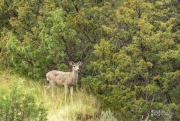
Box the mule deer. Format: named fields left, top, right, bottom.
left=44, top=61, right=82, bottom=103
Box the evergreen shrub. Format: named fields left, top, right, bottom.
left=0, top=82, right=47, bottom=121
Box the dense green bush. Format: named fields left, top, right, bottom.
left=81, top=0, right=180, bottom=120
left=0, top=82, right=47, bottom=121
left=1, top=0, right=180, bottom=120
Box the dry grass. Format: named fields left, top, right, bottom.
left=0, top=71, right=101, bottom=121
left=33, top=83, right=100, bottom=121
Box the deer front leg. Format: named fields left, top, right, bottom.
left=70, top=86, right=73, bottom=103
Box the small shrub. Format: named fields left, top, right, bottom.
left=0, top=82, right=47, bottom=121
left=100, top=109, right=117, bottom=121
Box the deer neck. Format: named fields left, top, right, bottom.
left=72, top=71, right=78, bottom=80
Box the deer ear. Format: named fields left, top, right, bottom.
left=77, top=61, right=82, bottom=65
left=69, top=61, right=74, bottom=66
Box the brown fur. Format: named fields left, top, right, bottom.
left=44, top=61, right=82, bottom=103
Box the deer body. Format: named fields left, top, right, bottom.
left=46, top=70, right=78, bottom=86
left=45, top=61, right=82, bottom=103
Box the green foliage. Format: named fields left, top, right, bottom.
left=0, top=82, right=47, bottom=121
left=38, top=8, right=77, bottom=68
left=81, top=0, right=180, bottom=120
left=0, top=1, right=78, bottom=78
left=1, top=0, right=180, bottom=120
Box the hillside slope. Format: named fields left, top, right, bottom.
left=0, top=71, right=117, bottom=121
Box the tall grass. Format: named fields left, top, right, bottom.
left=0, top=71, right=100, bottom=121
left=28, top=81, right=101, bottom=121
left=0, top=71, right=118, bottom=121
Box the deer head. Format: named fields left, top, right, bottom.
left=69, top=61, right=82, bottom=72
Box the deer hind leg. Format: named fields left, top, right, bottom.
left=51, top=83, right=55, bottom=99
left=44, top=79, right=51, bottom=96
left=70, top=86, right=73, bottom=103
left=44, top=78, right=55, bottom=99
